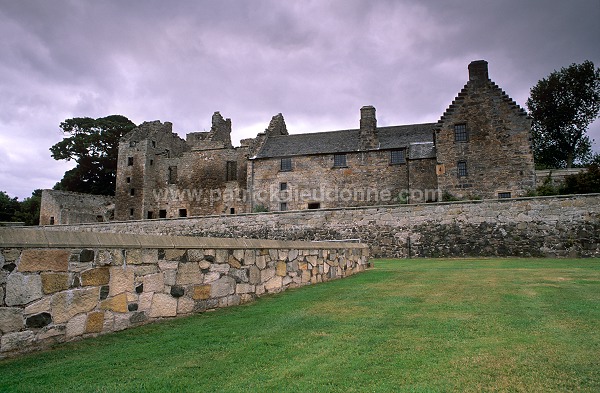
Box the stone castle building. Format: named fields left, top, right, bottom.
left=41, top=60, right=536, bottom=224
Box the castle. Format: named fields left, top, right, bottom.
left=40, top=60, right=536, bottom=224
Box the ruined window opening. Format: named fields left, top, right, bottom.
left=178, top=208, right=187, bottom=218
left=147, top=211, right=154, bottom=219
left=457, top=161, right=468, bottom=177
left=150, top=159, right=154, bottom=166
left=280, top=202, right=288, bottom=211
left=129, top=141, right=136, bottom=147
left=127, top=157, right=134, bottom=166
left=230, top=208, right=235, bottom=214
left=308, top=202, right=321, bottom=210
left=226, top=161, right=237, bottom=181
left=280, top=182, right=287, bottom=191
left=126, top=177, right=131, bottom=183
left=454, top=124, right=468, bottom=142
left=152, top=141, right=156, bottom=148
left=280, top=158, right=292, bottom=172
left=333, top=154, right=347, bottom=168
left=129, top=208, right=134, bottom=216
left=130, top=188, right=135, bottom=196
left=49, top=216, right=55, bottom=225
left=390, top=149, right=406, bottom=165
left=168, top=166, right=178, bottom=184
left=159, top=210, right=167, bottom=218
left=498, top=192, right=512, bottom=199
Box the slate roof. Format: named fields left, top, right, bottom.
left=254, top=123, right=436, bottom=159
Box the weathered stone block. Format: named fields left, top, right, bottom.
left=100, top=293, right=128, bottom=313
left=138, top=292, right=153, bottom=311
left=163, top=269, right=177, bottom=286
left=230, top=268, right=248, bottom=283
left=2, top=249, right=20, bottom=262
left=79, top=249, right=95, bottom=263
left=236, top=283, right=254, bottom=294
left=177, top=297, right=195, bottom=314
left=288, top=249, right=299, bottom=262
left=109, top=266, right=134, bottom=296
left=19, top=249, right=69, bottom=272
left=51, top=287, right=99, bottom=324
left=210, top=277, right=236, bottom=298
left=164, top=249, right=186, bottom=262
left=132, top=265, right=158, bottom=276
left=41, top=272, right=69, bottom=294
left=23, top=296, right=51, bottom=316
left=261, top=267, right=275, bottom=282
left=198, top=260, right=211, bottom=271
left=143, top=273, right=164, bottom=293
left=215, top=249, right=229, bottom=264
left=256, top=255, right=267, bottom=269
left=0, top=307, right=24, bottom=333
left=37, top=325, right=65, bottom=340
left=176, top=262, right=202, bottom=285
left=1, top=330, right=35, bottom=353
left=158, top=260, right=178, bottom=270
left=125, top=249, right=142, bottom=265
left=203, top=271, right=220, bottom=283
left=170, top=286, right=185, bottom=297
left=243, top=250, right=256, bottom=265
left=142, top=249, right=158, bottom=264
left=228, top=255, right=242, bottom=268
left=25, top=312, right=52, bottom=329
left=85, top=311, right=104, bottom=333
left=275, top=262, right=287, bottom=277
left=193, top=285, right=211, bottom=300
left=149, top=293, right=177, bottom=317
left=65, top=313, right=87, bottom=338
left=129, top=312, right=147, bottom=324
left=80, top=267, right=110, bottom=287
left=264, top=276, right=283, bottom=292
left=5, top=273, right=43, bottom=306
left=248, top=265, right=260, bottom=285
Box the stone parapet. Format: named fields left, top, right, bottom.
left=0, top=230, right=369, bottom=358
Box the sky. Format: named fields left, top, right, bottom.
left=0, top=0, right=599, bottom=199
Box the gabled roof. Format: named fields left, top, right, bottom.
left=254, top=123, right=436, bottom=159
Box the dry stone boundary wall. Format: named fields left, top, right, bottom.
left=43, top=194, right=600, bottom=258
left=0, top=229, right=368, bottom=358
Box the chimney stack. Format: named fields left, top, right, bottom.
left=359, top=105, right=378, bottom=150
left=468, top=60, right=489, bottom=85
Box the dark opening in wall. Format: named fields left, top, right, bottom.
left=147, top=211, right=154, bottom=219
left=49, top=217, right=55, bottom=225
left=308, top=202, right=321, bottom=209
left=96, top=215, right=103, bottom=222
left=159, top=210, right=167, bottom=218
left=129, top=208, right=134, bottom=216
left=230, top=208, right=235, bottom=214
left=127, top=157, right=134, bottom=166
left=179, top=209, right=187, bottom=217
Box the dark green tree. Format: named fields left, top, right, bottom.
left=13, top=189, right=42, bottom=226
left=0, top=191, right=20, bottom=222
left=527, top=60, right=600, bottom=168
left=50, top=115, right=136, bottom=195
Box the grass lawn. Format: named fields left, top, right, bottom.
left=1, top=258, right=599, bottom=392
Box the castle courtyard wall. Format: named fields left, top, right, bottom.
left=0, top=229, right=368, bottom=357
left=40, top=194, right=600, bottom=258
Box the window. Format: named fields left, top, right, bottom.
left=454, top=124, right=468, bottom=142
left=280, top=182, right=287, bottom=191
left=126, top=177, right=131, bottom=183
left=96, top=215, right=103, bottom=222
left=152, top=141, right=156, bottom=148
left=308, top=202, right=321, bottom=210
left=390, top=149, right=406, bottom=165
left=130, top=188, right=135, bottom=196
left=127, top=157, right=134, bottom=166
left=333, top=154, right=347, bottom=167
left=280, top=202, right=288, bottom=211
left=498, top=192, right=512, bottom=199
left=230, top=208, right=235, bottom=214
left=129, top=141, right=136, bottom=147
left=457, top=161, right=468, bottom=177
left=129, top=208, right=134, bottom=216
left=178, top=209, right=187, bottom=218
left=168, top=166, right=177, bottom=184
left=159, top=210, right=167, bottom=218
left=147, top=211, right=154, bottom=219
left=150, top=159, right=154, bottom=166
left=49, top=217, right=55, bottom=225
left=226, top=161, right=237, bottom=181
left=280, top=158, right=292, bottom=172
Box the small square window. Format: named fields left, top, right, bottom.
left=390, top=150, right=405, bottom=165
left=457, top=161, right=468, bottom=177
left=159, top=210, right=167, bottom=218
left=498, top=192, right=512, bottom=199
left=280, top=182, right=287, bottom=191
left=129, top=141, right=136, bottom=147
left=147, top=211, right=154, bottom=219
left=280, top=202, right=288, bottom=211
left=280, top=158, right=292, bottom=172
left=333, top=154, right=347, bottom=167
left=454, top=124, right=468, bottom=142
left=308, top=202, right=320, bottom=210
left=49, top=216, right=55, bottom=225
left=127, top=157, right=134, bottom=166
left=178, top=209, right=187, bottom=218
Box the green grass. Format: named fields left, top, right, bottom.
left=1, top=258, right=599, bottom=392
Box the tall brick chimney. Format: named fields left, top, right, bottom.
left=359, top=105, right=378, bottom=150
left=468, top=60, right=489, bottom=85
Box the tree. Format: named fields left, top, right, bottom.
left=50, top=115, right=136, bottom=195
left=0, top=191, right=20, bottom=222
left=527, top=60, right=600, bottom=168
left=13, top=189, right=42, bottom=226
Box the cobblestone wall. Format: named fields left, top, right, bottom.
left=0, top=229, right=368, bottom=358
left=42, top=194, right=600, bottom=258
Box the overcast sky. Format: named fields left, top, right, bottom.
left=1, top=0, right=599, bottom=199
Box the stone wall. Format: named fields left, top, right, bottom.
left=41, top=194, right=600, bottom=259
left=40, top=190, right=115, bottom=225
left=0, top=229, right=369, bottom=358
